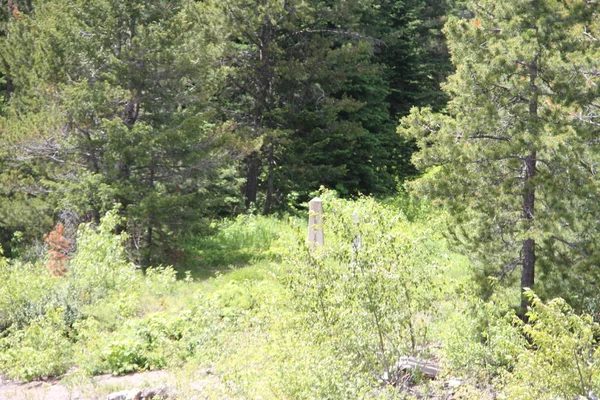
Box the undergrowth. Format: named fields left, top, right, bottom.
left=0, top=196, right=598, bottom=399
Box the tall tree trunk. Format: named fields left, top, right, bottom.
left=5, top=76, right=12, bottom=102
left=263, top=143, right=274, bottom=214
left=146, top=164, right=155, bottom=260
left=521, top=54, right=538, bottom=313
left=244, top=11, right=273, bottom=209
left=245, top=153, right=260, bottom=208
left=521, top=152, right=536, bottom=311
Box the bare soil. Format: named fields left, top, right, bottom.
left=0, top=369, right=220, bottom=400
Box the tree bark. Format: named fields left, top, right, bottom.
left=263, top=143, right=274, bottom=214
left=245, top=153, right=260, bottom=208
left=5, top=76, right=13, bottom=102
left=146, top=164, right=155, bottom=258
left=521, top=152, right=536, bottom=311
left=521, top=53, right=538, bottom=313
left=244, top=6, right=273, bottom=209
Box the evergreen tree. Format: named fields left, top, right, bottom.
left=0, top=0, right=459, bottom=258
left=0, top=0, right=237, bottom=263
left=216, top=0, right=437, bottom=211
left=400, top=0, right=600, bottom=310
left=360, top=0, right=454, bottom=117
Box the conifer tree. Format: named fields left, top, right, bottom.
left=216, top=0, right=438, bottom=211
left=0, top=0, right=236, bottom=263
left=401, top=0, right=600, bottom=310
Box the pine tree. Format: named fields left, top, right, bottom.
left=400, top=0, right=600, bottom=310
left=0, top=0, right=237, bottom=264
left=216, top=0, right=436, bottom=211
left=360, top=0, right=454, bottom=117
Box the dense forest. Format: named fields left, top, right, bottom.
left=1, top=0, right=600, bottom=399
left=0, top=0, right=453, bottom=264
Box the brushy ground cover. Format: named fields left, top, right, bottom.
left=1, top=194, right=599, bottom=399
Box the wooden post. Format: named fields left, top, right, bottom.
left=308, top=197, right=324, bottom=247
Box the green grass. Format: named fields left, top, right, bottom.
left=177, top=213, right=297, bottom=280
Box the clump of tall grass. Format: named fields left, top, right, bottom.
left=182, top=214, right=295, bottom=275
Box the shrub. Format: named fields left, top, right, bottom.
left=0, top=308, right=73, bottom=381
left=67, top=210, right=136, bottom=303
left=498, top=291, right=600, bottom=400
left=44, top=223, right=72, bottom=276
left=438, top=290, right=524, bottom=381
left=0, top=260, right=55, bottom=330
left=0, top=210, right=140, bottom=380
left=102, top=337, right=150, bottom=375
left=183, top=213, right=282, bottom=273
left=282, top=194, right=446, bottom=385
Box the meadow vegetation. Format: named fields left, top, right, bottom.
left=0, top=193, right=598, bottom=399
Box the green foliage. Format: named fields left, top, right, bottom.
left=0, top=0, right=454, bottom=258
left=283, top=194, right=446, bottom=383
left=102, top=338, right=150, bottom=376
left=4, top=191, right=600, bottom=400
left=0, top=0, right=239, bottom=264
left=0, top=260, right=54, bottom=330
left=437, top=288, right=600, bottom=399
left=67, top=210, right=135, bottom=301
left=0, top=308, right=74, bottom=381
left=0, top=210, right=138, bottom=380
left=383, top=186, right=436, bottom=222
left=499, top=292, right=600, bottom=400
left=212, top=0, right=448, bottom=211
left=182, top=213, right=285, bottom=276
left=400, top=0, right=600, bottom=308
left=359, top=0, right=454, bottom=117
left=438, top=285, right=524, bottom=380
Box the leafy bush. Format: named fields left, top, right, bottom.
left=102, top=337, right=150, bottom=375
left=0, top=260, right=55, bottom=330
left=0, top=308, right=73, bottom=381
left=438, top=290, right=524, bottom=381
left=183, top=214, right=283, bottom=275
left=0, top=210, right=139, bottom=380
left=282, top=194, right=446, bottom=384
left=442, top=291, right=600, bottom=399
left=67, top=210, right=136, bottom=303
left=210, top=280, right=257, bottom=319
left=7, top=196, right=599, bottom=400
left=498, top=291, right=600, bottom=400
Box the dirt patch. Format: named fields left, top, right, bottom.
left=0, top=369, right=220, bottom=400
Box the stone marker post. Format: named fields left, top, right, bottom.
left=308, top=197, right=324, bottom=247
left=352, top=211, right=362, bottom=251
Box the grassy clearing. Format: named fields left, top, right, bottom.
left=178, top=214, right=289, bottom=279
left=0, top=196, right=599, bottom=399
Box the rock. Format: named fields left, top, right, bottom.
left=446, top=379, right=463, bottom=389
left=107, top=390, right=129, bottom=400
left=140, top=387, right=166, bottom=399
left=395, top=356, right=440, bottom=378
left=107, top=385, right=175, bottom=400
left=126, top=388, right=142, bottom=400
